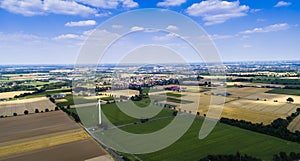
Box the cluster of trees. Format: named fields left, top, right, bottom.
left=220, top=108, right=300, bottom=143
left=60, top=106, right=80, bottom=122
left=273, top=152, right=300, bottom=161
left=199, top=152, right=262, bottom=161
left=0, top=84, right=36, bottom=93
left=199, top=152, right=300, bottom=161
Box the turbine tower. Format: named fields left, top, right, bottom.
left=98, top=99, right=102, bottom=125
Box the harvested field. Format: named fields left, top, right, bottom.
left=0, top=130, right=90, bottom=157
left=1, top=139, right=109, bottom=161
left=288, top=115, right=300, bottom=133
left=0, top=111, right=80, bottom=143
left=218, top=87, right=270, bottom=98
left=200, top=106, right=283, bottom=124
left=0, top=111, right=109, bottom=161
left=245, top=92, right=300, bottom=104
left=0, top=91, right=33, bottom=99
left=224, top=99, right=298, bottom=116
left=0, top=97, right=56, bottom=117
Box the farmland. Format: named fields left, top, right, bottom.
left=0, top=91, right=33, bottom=99
left=267, top=88, right=300, bottom=96
left=0, top=111, right=111, bottom=161
left=103, top=114, right=300, bottom=161
left=288, top=114, right=300, bottom=132
left=0, top=97, right=56, bottom=117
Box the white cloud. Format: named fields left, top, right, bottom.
left=166, top=25, right=179, bottom=31
left=157, top=0, right=187, bottom=7
left=0, top=0, right=97, bottom=16
left=95, top=11, right=112, bottom=17
left=153, top=33, right=179, bottom=41
left=53, top=34, right=81, bottom=40
left=274, top=1, right=292, bottom=7
left=209, top=34, right=234, bottom=40
left=65, top=20, right=97, bottom=27
left=131, top=26, right=144, bottom=31
left=122, top=0, right=138, bottom=8
left=0, top=0, right=138, bottom=17
left=74, top=0, right=138, bottom=9
left=186, top=0, right=249, bottom=26
left=112, top=25, right=123, bottom=29
left=241, top=23, right=290, bottom=34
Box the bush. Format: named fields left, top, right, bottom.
left=13, top=113, right=18, bottom=116
left=173, top=111, right=178, bottom=116
left=24, top=110, right=29, bottom=115
left=55, top=107, right=59, bottom=111
left=45, top=108, right=49, bottom=112
left=35, top=109, right=39, bottom=113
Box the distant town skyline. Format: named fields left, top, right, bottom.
left=0, top=0, right=299, bottom=64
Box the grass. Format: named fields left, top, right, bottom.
left=166, top=92, right=184, bottom=98
left=117, top=117, right=300, bottom=161
left=74, top=100, right=174, bottom=127
left=56, top=95, right=113, bottom=107
left=266, top=89, right=300, bottom=96
left=166, top=97, right=193, bottom=104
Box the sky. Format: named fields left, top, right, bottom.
left=0, top=0, right=299, bottom=64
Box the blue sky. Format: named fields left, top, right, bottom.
left=0, top=0, right=299, bottom=64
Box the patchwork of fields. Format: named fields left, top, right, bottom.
left=0, top=111, right=111, bottom=161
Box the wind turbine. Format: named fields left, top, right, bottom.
left=97, top=99, right=102, bottom=125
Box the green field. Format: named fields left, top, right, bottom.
left=56, top=94, right=114, bottom=107
left=266, top=89, right=300, bottom=96
left=69, top=99, right=300, bottom=160
left=166, top=92, right=184, bottom=98
left=74, top=100, right=174, bottom=127
left=117, top=117, right=300, bottom=161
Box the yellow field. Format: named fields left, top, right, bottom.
left=245, top=93, right=300, bottom=104
left=200, top=106, right=283, bottom=124
left=224, top=99, right=298, bottom=116
left=0, top=97, right=56, bottom=116
left=0, top=91, right=33, bottom=99
left=288, top=115, right=300, bottom=132
left=0, top=130, right=90, bottom=157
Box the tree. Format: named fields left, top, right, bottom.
left=287, top=97, right=294, bottom=103
left=173, top=111, right=178, bottom=116
left=13, top=113, right=18, bottom=116
left=197, top=112, right=200, bottom=116
left=35, top=109, right=39, bottom=113
left=45, top=108, right=49, bottom=112
left=24, top=110, right=29, bottom=115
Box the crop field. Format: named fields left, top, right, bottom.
left=104, top=115, right=300, bottom=161
left=0, top=111, right=109, bottom=161
left=245, top=92, right=300, bottom=104
left=224, top=99, right=298, bottom=116
left=0, top=91, right=33, bottom=99
left=0, top=97, right=56, bottom=117
left=288, top=115, right=300, bottom=132
left=267, top=88, right=300, bottom=96
left=218, top=87, right=270, bottom=98
left=200, top=105, right=283, bottom=124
